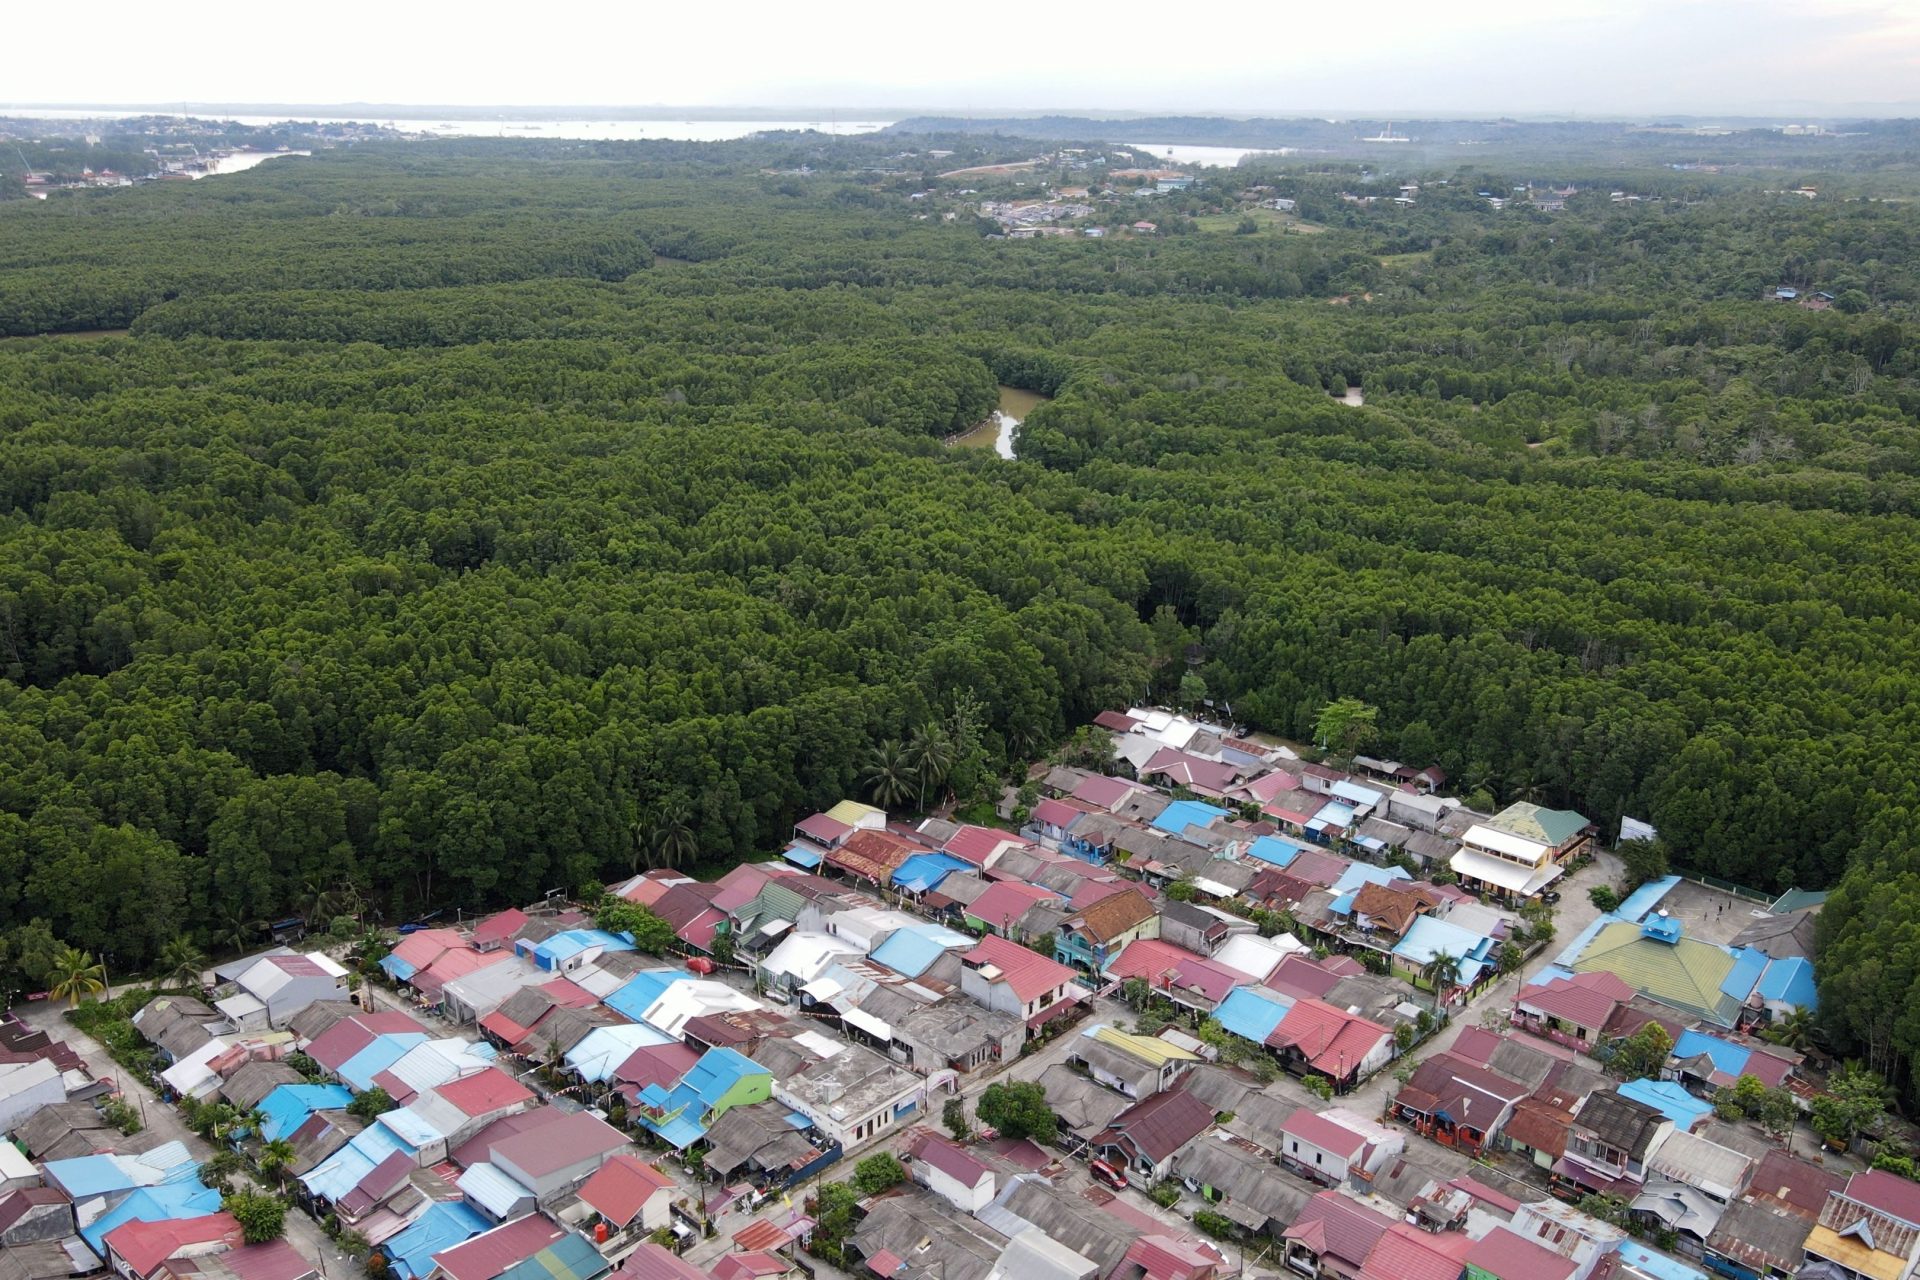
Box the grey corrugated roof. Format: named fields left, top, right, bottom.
left=851, top=1193, right=1007, bottom=1280
left=1173, top=1135, right=1312, bottom=1223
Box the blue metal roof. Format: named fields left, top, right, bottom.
left=1613, top=1240, right=1709, bottom=1280
left=1393, top=915, right=1497, bottom=988
left=782, top=842, right=825, bottom=868
left=537, top=929, right=635, bottom=963
left=892, top=852, right=972, bottom=894
left=380, top=953, right=420, bottom=982
left=680, top=1047, right=767, bottom=1105
left=1757, top=956, right=1817, bottom=1010
left=1617, top=1078, right=1714, bottom=1130
left=1213, top=988, right=1293, bottom=1043
left=1151, top=800, right=1231, bottom=836
left=338, top=1032, right=430, bottom=1091
left=1311, top=801, right=1357, bottom=829
left=259, top=1083, right=354, bottom=1141
left=871, top=924, right=969, bottom=978
left=377, top=1106, right=446, bottom=1149
left=1616, top=876, right=1682, bottom=924
left=458, top=1162, right=532, bottom=1218
left=79, top=1181, right=223, bottom=1251
left=1330, top=862, right=1410, bottom=895
left=603, top=968, right=689, bottom=1023
left=1245, top=836, right=1305, bottom=868
left=500, top=1233, right=607, bottom=1280
left=1330, top=781, right=1384, bottom=807
left=46, top=1154, right=146, bottom=1199
left=1718, top=946, right=1770, bottom=1002
left=384, top=1201, right=491, bottom=1280
left=1671, top=1030, right=1749, bottom=1077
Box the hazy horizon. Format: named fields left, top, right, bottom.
left=14, top=0, right=1920, bottom=120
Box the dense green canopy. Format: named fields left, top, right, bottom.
left=1, top=131, right=1917, bottom=1089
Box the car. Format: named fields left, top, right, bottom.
left=1089, top=1159, right=1130, bottom=1191
left=1540, top=891, right=1562, bottom=905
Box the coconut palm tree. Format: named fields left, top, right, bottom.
left=159, top=938, right=207, bottom=992
left=1421, top=950, right=1463, bottom=1011
left=48, top=947, right=106, bottom=1008
left=649, top=795, right=699, bottom=870
left=905, top=721, right=956, bottom=808
left=212, top=905, right=265, bottom=954
left=258, top=1138, right=297, bottom=1190
left=861, top=738, right=917, bottom=810
left=1763, top=1007, right=1815, bottom=1053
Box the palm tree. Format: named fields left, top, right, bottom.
left=1764, top=1007, right=1815, bottom=1052
left=159, top=938, right=207, bottom=992
left=649, top=796, right=699, bottom=870
left=861, top=739, right=917, bottom=810
left=1421, top=950, right=1463, bottom=1011
left=905, top=721, right=956, bottom=808
left=258, top=1138, right=297, bottom=1190
left=47, top=947, right=106, bottom=1008
left=212, top=905, right=264, bottom=954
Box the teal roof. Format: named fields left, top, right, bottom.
left=499, top=1233, right=609, bottom=1280
left=1152, top=800, right=1231, bottom=836
left=1770, top=888, right=1828, bottom=914
left=1489, top=802, right=1589, bottom=847
left=1214, top=988, right=1293, bottom=1043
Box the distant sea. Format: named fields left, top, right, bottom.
left=3, top=108, right=894, bottom=141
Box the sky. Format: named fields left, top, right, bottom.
left=10, top=0, right=1920, bottom=118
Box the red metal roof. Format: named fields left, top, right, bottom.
left=471, top=909, right=529, bottom=949
left=1124, top=1233, right=1220, bottom=1280
left=1268, top=998, right=1390, bottom=1076
left=432, top=1066, right=534, bottom=1118
left=614, top=1243, right=710, bottom=1280
left=828, top=828, right=923, bottom=882
left=452, top=1105, right=571, bottom=1168
left=795, top=814, right=853, bottom=845
left=865, top=1249, right=905, bottom=1277
left=1030, top=797, right=1082, bottom=828
left=1464, top=1227, right=1578, bottom=1280
left=710, top=1252, right=790, bottom=1280
left=1094, top=1087, right=1214, bottom=1163
left=1849, top=1169, right=1920, bottom=1225
left=1092, top=711, right=1140, bottom=732
left=1280, top=1108, right=1370, bottom=1160
left=578, top=1153, right=675, bottom=1228
left=1750, top=1148, right=1844, bottom=1219
left=1359, top=1223, right=1472, bottom=1280
left=961, top=933, right=1079, bottom=1003
left=165, top=1239, right=317, bottom=1280
left=944, top=825, right=1020, bottom=864
left=1517, top=974, right=1629, bottom=1030
left=966, top=881, right=1059, bottom=931
left=1104, top=938, right=1204, bottom=983
left=493, top=1110, right=628, bottom=1179
left=614, top=1042, right=702, bottom=1091
left=730, top=1219, right=797, bottom=1251
left=910, top=1134, right=994, bottom=1188
left=1070, top=774, right=1145, bottom=810
left=430, top=1213, right=565, bottom=1280
left=106, top=1212, right=242, bottom=1278
left=1283, top=1191, right=1394, bottom=1267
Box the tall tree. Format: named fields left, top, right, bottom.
left=47, top=946, right=105, bottom=1007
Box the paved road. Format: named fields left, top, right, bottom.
left=14, top=995, right=355, bottom=1278
left=1344, top=848, right=1621, bottom=1120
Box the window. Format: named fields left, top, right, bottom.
left=1315, top=1153, right=1322, bottom=1165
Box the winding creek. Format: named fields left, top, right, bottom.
left=951, top=385, right=1047, bottom=459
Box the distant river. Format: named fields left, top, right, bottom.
left=1126, top=142, right=1296, bottom=168
left=7, top=108, right=893, bottom=141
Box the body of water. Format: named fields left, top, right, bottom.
left=6, top=107, right=892, bottom=141
left=952, top=386, right=1046, bottom=459
left=197, top=150, right=310, bottom=177
left=1126, top=142, right=1295, bottom=168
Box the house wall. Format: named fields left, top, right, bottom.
left=918, top=1161, right=994, bottom=1213
left=1, top=1203, right=75, bottom=1245
left=0, top=1065, right=66, bottom=1134
left=1281, top=1133, right=1353, bottom=1184
left=494, top=1151, right=610, bottom=1204
left=639, top=1186, right=672, bottom=1232
left=265, top=977, right=349, bottom=1027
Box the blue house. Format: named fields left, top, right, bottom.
left=382, top=1201, right=492, bottom=1279
left=258, top=1083, right=354, bottom=1141
left=633, top=1047, right=773, bottom=1150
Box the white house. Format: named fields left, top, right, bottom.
left=1277, top=1106, right=1404, bottom=1186
left=911, top=1134, right=997, bottom=1212
left=228, top=953, right=351, bottom=1029
left=0, top=1060, right=64, bottom=1135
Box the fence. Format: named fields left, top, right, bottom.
left=1681, top=873, right=1774, bottom=905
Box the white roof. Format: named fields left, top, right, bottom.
left=442, top=956, right=547, bottom=1015
left=826, top=908, right=923, bottom=952
left=159, top=1041, right=225, bottom=1099
left=842, top=1007, right=892, bottom=1040
left=565, top=1024, right=674, bottom=1083
left=459, top=1161, right=532, bottom=1216
left=988, top=1225, right=1100, bottom=1280
left=641, top=980, right=761, bottom=1039
left=1114, top=735, right=1166, bottom=771
left=568, top=964, right=630, bottom=1000
left=762, top=932, right=864, bottom=983
left=1450, top=846, right=1564, bottom=895
left=1212, top=932, right=1308, bottom=981
left=214, top=992, right=268, bottom=1021
left=0, top=1140, right=33, bottom=1180
left=386, top=1038, right=491, bottom=1096
left=1320, top=1106, right=1401, bottom=1149
left=1621, top=817, right=1658, bottom=843
left=238, top=952, right=347, bottom=998
left=1461, top=824, right=1550, bottom=864
left=792, top=1030, right=848, bottom=1060
left=213, top=946, right=297, bottom=984
left=1190, top=876, right=1237, bottom=900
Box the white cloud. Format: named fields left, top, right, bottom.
left=7, top=0, right=1919, bottom=115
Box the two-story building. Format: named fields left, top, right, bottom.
left=959, top=934, right=1084, bottom=1042
left=1277, top=1107, right=1404, bottom=1187
left=1056, top=888, right=1160, bottom=976
left=1804, top=1169, right=1920, bottom=1280
left=1557, top=1090, right=1673, bottom=1199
